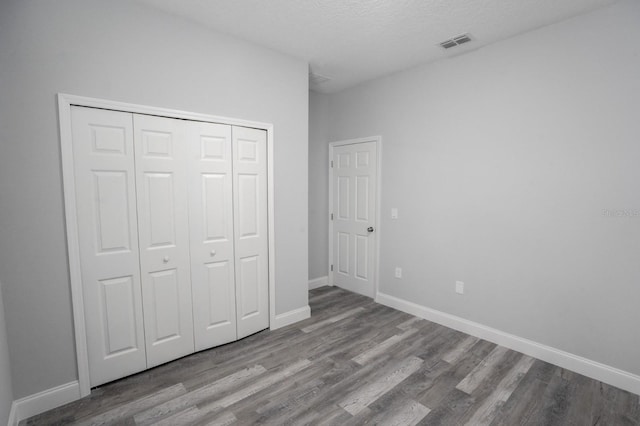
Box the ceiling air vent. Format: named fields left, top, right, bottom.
left=439, top=33, right=474, bottom=50
left=309, top=72, right=331, bottom=85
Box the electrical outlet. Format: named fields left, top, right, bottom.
left=395, top=267, right=402, bottom=278
left=455, top=281, right=464, bottom=294
left=391, top=208, right=398, bottom=219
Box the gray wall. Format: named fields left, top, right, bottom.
left=313, top=0, right=640, bottom=376
left=0, top=283, right=14, bottom=425
left=0, top=0, right=308, bottom=398
left=308, top=92, right=330, bottom=280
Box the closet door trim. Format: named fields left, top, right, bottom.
left=58, top=93, right=276, bottom=398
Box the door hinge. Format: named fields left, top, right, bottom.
left=331, top=213, right=334, bottom=220
left=330, top=160, right=334, bottom=168
left=331, top=264, right=334, bottom=271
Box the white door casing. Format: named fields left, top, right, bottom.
left=70, top=107, right=147, bottom=387
left=330, top=139, right=379, bottom=298
left=233, top=126, right=269, bottom=338
left=133, top=114, right=195, bottom=367
left=59, top=94, right=278, bottom=397
left=188, top=121, right=238, bottom=350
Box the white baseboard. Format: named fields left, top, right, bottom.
left=309, top=276, right=328, bottom=290
left=376, top=291, right=640, bottom=396
left=10, top=381, right=80, bottom=425
left=271, top=305, right=311, bottom=330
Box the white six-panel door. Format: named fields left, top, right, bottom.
left=71, top=106, right=269, bottom=387
left=233, top=126, right=269, bottom=338
left=332, top=141, right=378, bottom=298
left=187, top=121, right=238, bottom=350
left=133, top=114, right=195, bottom=368
left=71, top=107, right=147, bottom=387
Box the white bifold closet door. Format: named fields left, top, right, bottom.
left=71, top=107, right=147, bottom=386
left=133, top=114, right=194, bottom=368
left=188, top=122, right=237, bottom=351
left=71, top=106, right=269, bottom=388
left=189, top=124, right=269, bottom=344
left=233, top=126, right=269, bottom=339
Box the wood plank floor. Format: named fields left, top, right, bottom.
left=24, top=286, right=640, bottom=425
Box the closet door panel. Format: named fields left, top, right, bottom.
left=144, top=172, right=177, bottom=246
left=134, top=114, right=194, bottom=367
left=238, top=255, right=260, bottom=316
left=233, top=126, right=269, bottom=339
left=71, top=106, right=147, bottom=387
left=187, top=122, right=237, bottom=350
left=204, top=261, right=234, bottom=324
left=148, top=269, right=182, bottom=340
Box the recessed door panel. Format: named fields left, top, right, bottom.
left=201, top=135, right=226, bottom=160
left=205, top=261, right=232, bottom=327
left=145, top=172, right=176, bottom=248
left=149, top=269, right=180, bottom=343
left=355, top=176, right=369, bottom=222
left=338, top=232, right=350, bottom=275
left=338, top=177, right=350, bottom=220
left=332, top=141, right=378, bottom=298
left=237, top=139, right=258, bottom=162
left=71, top=106, right=147, bottom=387
left=356, top=151, right=370, bottom=168
left=134, top=114, right=194, bottom=367
left=93, top=171, right=132, bottom=253
left=355, top=235, right=369, bottom=280
left=99, top=276, right=138, bottom=357
left=142, top=131, right=172, bottom=158
left=187, top=122, right=237, bottom=350
left=233, top=126, right=269, bottom=339
left=238, top=256, right=260, bottom=318
left=238, top=174, right=259, bottom=238
left=91, top=125, right=127, bottom=155
left=203, top=174, right=229, bottom=242
left=338, top=152, right=350, bottom=168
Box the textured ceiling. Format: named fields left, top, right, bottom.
left=137, top=0, right=618, bottom=93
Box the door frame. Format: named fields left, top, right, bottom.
left=58, top=93, right=277, bottom=397
left=328, top=136, right=382, bottom=298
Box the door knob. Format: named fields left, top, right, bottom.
left=210, top=250, right=216, bottom=257
left=367, top=227, right=374, bottom=233
left=163, top=256, right=169, bottom=263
